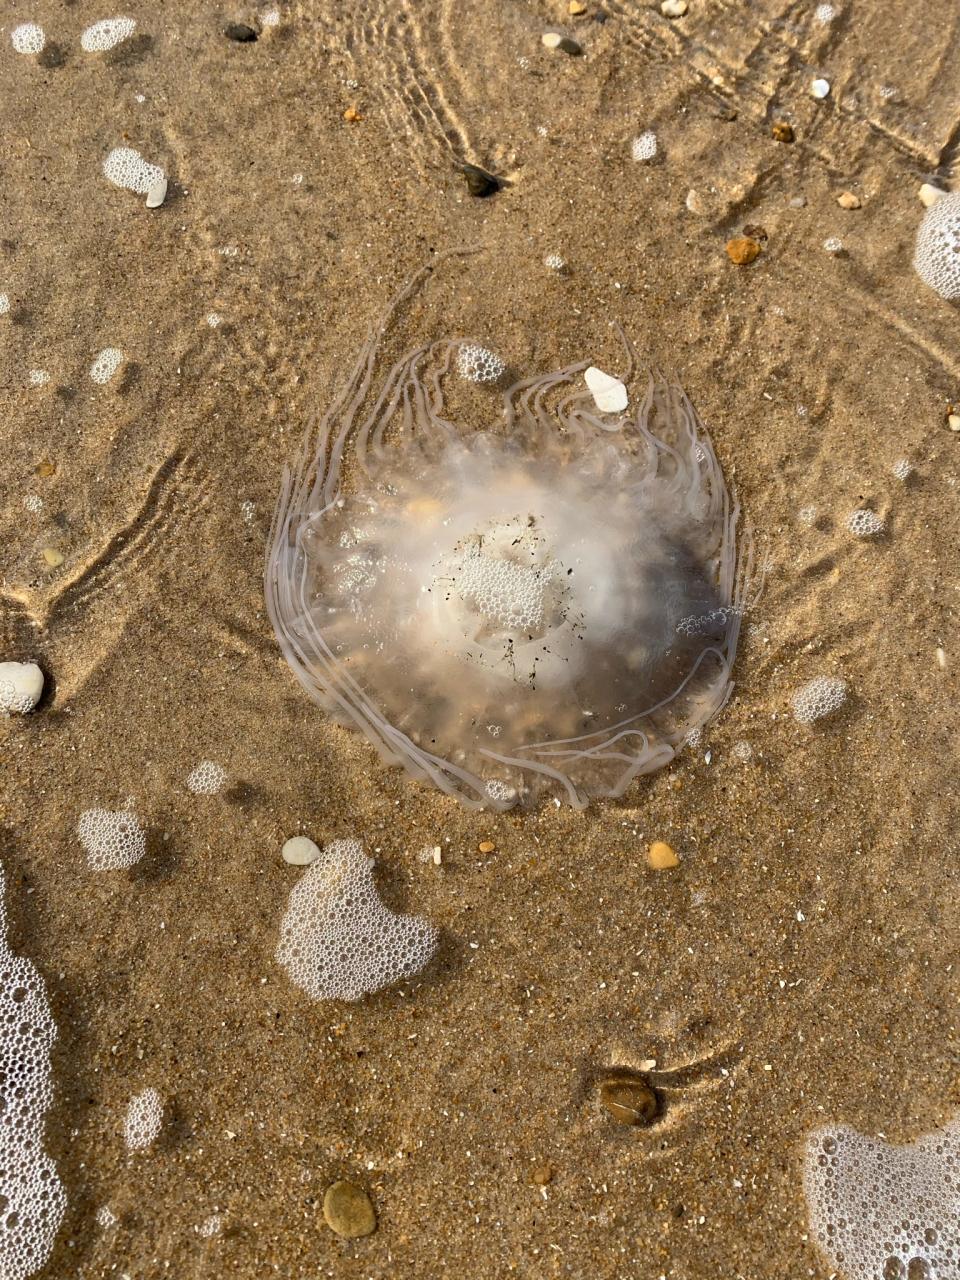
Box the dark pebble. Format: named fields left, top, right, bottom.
left=599, top=1070, right=660, bottom=1126
left=225, top=22, right=258, bottom=42
left=462, top=164, right=499, bottom=198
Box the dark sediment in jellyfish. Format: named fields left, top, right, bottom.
left=266, top=265, right=753, bottom=810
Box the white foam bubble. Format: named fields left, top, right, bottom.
left=11, top=23, right=45, bottom=54
left=0, top=293, right=10, bottom=315
left=631, top=130, right=658, bottom=162
left=0, top=863, right=67, bottom=1280
left=277, top=839, right=438, bottom=1001
left=81, top=17, right=136, bottom=52
left=805, top=1118, right=960, bottom=1280
left=77, top=807, right=146, bottom=870
left=456, top=343, right=505, bottom=384
left=185, top=760, right=227, bottom=795
left=89, top=347, right=123, bottom=384
left=124, top=1088, right=163, bottom=1150
left=791, top=675, right=847, bottom=723
left=103, top=146, right=165, bottom=195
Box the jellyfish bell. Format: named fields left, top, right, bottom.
left=267, top=268, right=752, bottom=810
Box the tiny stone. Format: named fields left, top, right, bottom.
left=811, top=78, right=830, bottom=99
left=282, top=836, right=322, bottom=866
left=0, top=662, right=44, bottom=714
left=343, top=105, right=363, bottom=123
left=919, top=183, right=946, bottom=208
left=771, top=121, right=794, bottom=143
left=837, top=191, right=861, bottom=209
left=461, top=164, right=498, bottom=197
left=531, top=1163, right=553, bottom=1185
left=225, top=22, right=258, bottom=41
left=41, top=548, right=64, bottom=568
left=568, top=0, right=587, bottom=12
left=647, top=840, right=679, bottom=869
left=789, top=195, right=807, bottom=208
left=322, top=1181, right=377, bottom=1239
left=145, top=178, right=168, bottom=209
left=599, top=1072, right=659, bottom=1126
left=541, top=31, right=582, bottom=53
left=35, top=459, right=56, bottom=477
left=726, top=236, right=761, bottom=265
left=948, top=414, right=960, bottom=433
left=660, top=0, right=688, bottom=15
left=478, top=840, right=495, bottom=854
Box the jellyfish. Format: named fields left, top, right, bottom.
left=266, top=261, right=753, bottom=810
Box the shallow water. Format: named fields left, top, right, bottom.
left=1, top=2, right=959, bottom=1277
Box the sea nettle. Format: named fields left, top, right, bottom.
left=266, top=264, right=752, bottom=809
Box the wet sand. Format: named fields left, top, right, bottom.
left=1, top=2, right=959, bottom=1276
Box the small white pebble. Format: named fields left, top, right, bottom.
left=281, top=836, right=321, bottom=867
left=660, top=0, right=688, bottom=15
left=631, top=131, right=658, bottom=162
left=936, top=647, right=947, bottom=670
left=948, top=413, right=960, bottom=433
left=145, top=177, right=168, bottom=209
left=0, top=661, right=44, bottom=714
left=789, top=195, right=807, bottom=208
left=811, top=78, right=831, bottom=99
left=186, top=760, right=228, bottom=795
left=918, top=183, right=946, bottom=208
left=89, top=347, right=123, bottom=384
left=584, top=366, right=628, bottom=414
left=11, top=23, right=45, bottom=54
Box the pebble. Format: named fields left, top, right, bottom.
left=541, top=31, right=582, bottom=54
left=584, top=366, right=628, bottom=413
left=836, top=191, right=861, bottom=209
left=599, top=1072, right=660, bottom=1126
left=478, top=840, right=495, bottom=854
left=568, top=0, right=587, bottom=12
left=0, top=662, right=44, bottom=714
left=948, top=414, right=960, bottom=433
left=322, top=1181, right=377, bottom=1239
left=343, top=105, right=363, bottom=123
left=531, top=1162, right=553, bottom=1184
left=660, top=0, right=688, bottom=15
left=145, top=178, right=167, bottom=209
left=462, top=163, right=498, bottom=197
left=41, top=548, right=64, bottom=568
left=647, top=840, right=679, bottom=869
left=282, top=836, right=321, bottom=866
left=919, top=183, right=946, bottom=208
left=811, top=78, right=831, bottom=99
left=789, top=195, right=807, bottom=208
left=771, top=121, right=794, bottom=143
left=725, top=236, right=761, bottom=265
left=224, top=22, right=257, bottom=41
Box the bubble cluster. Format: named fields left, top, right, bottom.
left=846, top=508, right=885, bottom=537
left=0, top=293, right=10, bottom=315
left=89, top=348, right=123, bottom=384
left=791, top=675, right=847, bottom=723
left=185, top=760, right=228, bottom=795
left=543, top=252, right=566, bottom=271
left=80, top=17, right=136, bottom=52
left=77, top=807, right=147, bottom=870
left=28, top=370, right=50, bottom=387
left=276, top=839, right=438, bottom=1001
left=914, top=190, right=960, bottom=300
left=454, top=540, right=555, bottom=632
left=102, top=146, right=165, bottom=195
left=0, top=661, right=44, bottom=714
left=892, top=458, right=913, bottom=481
left=455, top=343, right=506, bottom=384
left=804, top=1120, right=960, bottom=1280
left=123, top=1088, right=163, bottom=1149
left=10, top=23, right=45, bottom=54
left=631, top=131, right=658, bottom=162
left=0, top=864, right=67, bottom=1280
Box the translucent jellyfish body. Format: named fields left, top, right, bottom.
left=267, top=276, right=750, bottom=809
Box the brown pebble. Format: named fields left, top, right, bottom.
left=531, top=1162, right=553, bottom=1185
left=599, top=1072, right=659, bottom=1126
left=35, top=459, right=56, bottom=478
left=478, top=840, right=495, bottom=853
left=647, top=840, right=679, bottom=869
left=322, top=1181, right=377, bottom=1239
left=771, top=120, right=795, bottom=143
left=343, top=105, right=363, bottom=123
left=726, top=236, right=761, bottom=265
left=41, top=548, right=64, bottom=568
left=837, top=190, right=861, bottom=209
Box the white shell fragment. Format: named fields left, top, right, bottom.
left=81, top=17, right=136, bottom=52
left=584, top=366, right=628, bottom=414
left=89, top=347, right=123, bottom=384
left=0, top=662, right=44, bottom=714
left=145, top=177, right=168, bottom=209
left=11, top=23, right=45, bottom=54
left=811, top=78, right=831, bottom=99
left=282, top=836, right=322, bottom=866
left=918, top=183, right=946, bottom=208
